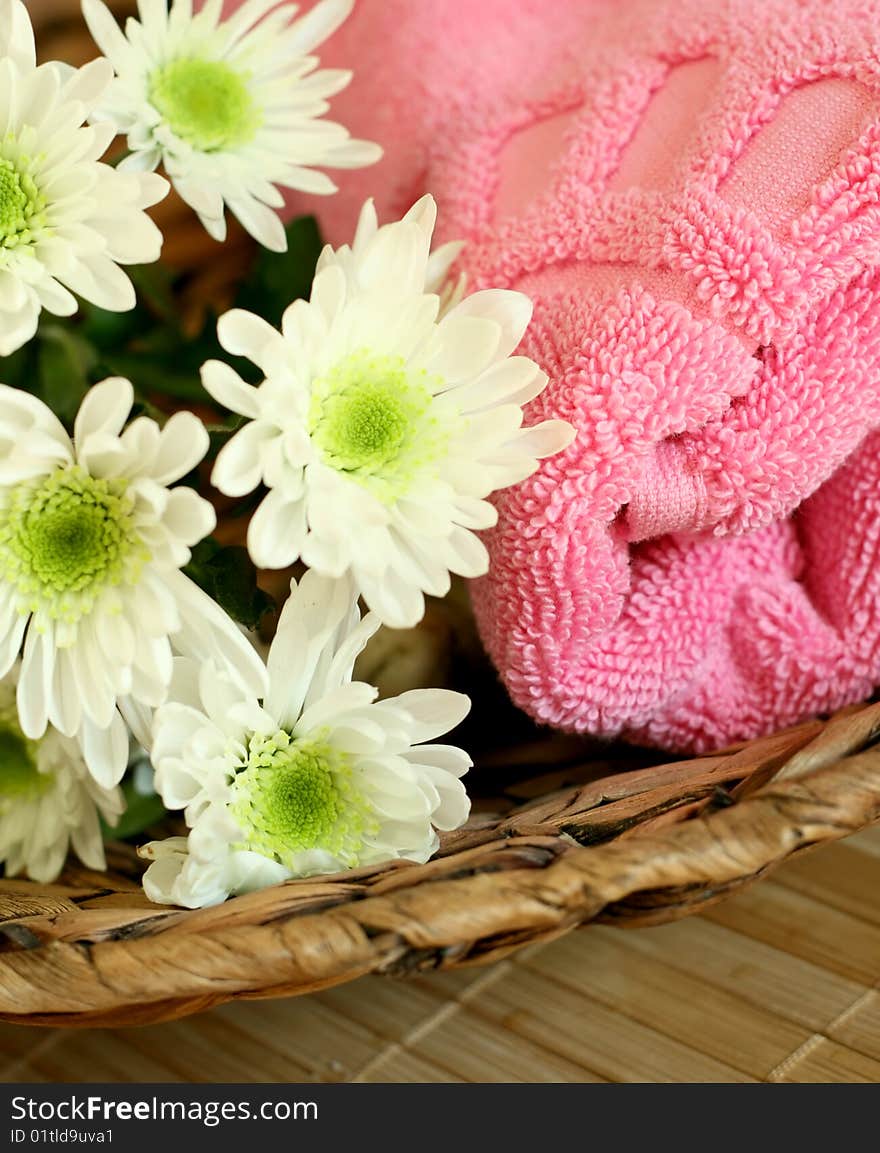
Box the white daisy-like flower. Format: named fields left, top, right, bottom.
left=82, top=0, right=382, bottom=252
left=140, top=570, right=471, bottom=908
left=203, top=195, right=575, bottom=627
left=0, top=0, right=167, bottom=355
left=0, top=377, right=267, bottom=788
left=0, top=661, right=123, bottom=883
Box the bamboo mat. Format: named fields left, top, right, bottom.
left=2, top=824, right=880, bottom=1084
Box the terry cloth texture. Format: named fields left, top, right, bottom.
left=287, top=0, right=880, bottom=751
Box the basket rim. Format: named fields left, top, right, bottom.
left=2, top=701, right=879, bottom=1027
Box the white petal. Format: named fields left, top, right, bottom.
left=163, top=485, right=215, bottom=546
left=141, top=841, right=189, bottom=905
left=217, top=309, right=284, bottom=372
left=173, top=175, right=225, bottom=223
left=0, top=610, right=27, bottom=678
left=351, top=199, right=378, bottom=255
left=452, top=358, right=548, bottom=412
left=421, top=768, right=471, bottom=830
left=310, top=263, right=347, bottom=325
left=1, top=0, right=35, bottom=69
left=227, top=196, right=287, bottom=253
left=50, top=649, right=83, bottom=737
left=74, top=378, right=134, bottom=449
left=404, top=743, right=472, bottom=777
left=247, top=489, right=307, bottom=569
left=151, top=411, right=210, bottom=485
left=0, top=298, right=39, bottom=356
left=166, top=571, right=268, bottom=699
left=445, top=289, right=533, bottom=360
left=356, top=567, right=426, bottom=629
left=198, top=660, right=249, bottom=731
left=358, top=220, right=426, bottom=297
left=212, top=421, right=277, bottom=497
left=386, top=689, right=472, bottom=744
left=428, top=314, right=501, bottom=384
left=201, top=359, right=261, bottom=419
left=300, top=529, right=352, bottom=579
left=450, top=495, right=498, bottom=530
left=82, top=0, right=138, bottom=71
left=79, top=710, right=129, bottom=788
left=403, top=195, right=438, bottom=241
left=287, top=0, right=354, bottom=55
left=441, top=526, right=490, bottom=578
left=507, top=419, right=577, bottom=459
left=17, top=622, right=53, bottom=739
left=61, top=56, right=114, bottom=107
left=265, top=569, right=362, bottom=727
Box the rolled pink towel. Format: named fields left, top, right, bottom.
left=282, top=0, right=880, bottom=750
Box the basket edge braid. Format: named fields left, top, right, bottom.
left=1, top=714, right=878, bottom=1028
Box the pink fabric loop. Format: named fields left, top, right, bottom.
left=623, top=442, right=709, bottom=542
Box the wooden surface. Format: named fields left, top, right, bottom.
left=1, top=824, right=878, bottom=1083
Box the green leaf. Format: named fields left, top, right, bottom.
left=127, top=263, right=177, bottom=321
left=82, top=264, right=179, bottom=352
left=0, top=338, right=37, bottom=392
left=235, top=214, right=324, bottom=326
left=103, top=778, right=168, bottom=842
left=35, top=324, right=100, bottom=423
left=184, top=537, right=274, bottom=630
left=100, top=350, right=212, bottom=404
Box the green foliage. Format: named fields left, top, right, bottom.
left=0, top=215, right=323, bottom=416
left=235, top=215, right=323, bottom=325
left=103, top=776, right=168, bottom=842
left=36, top=325, right=99, bottom=423
left=0, top=323, right=97, bottom=425
left=185, top=537, right=274, bottom=630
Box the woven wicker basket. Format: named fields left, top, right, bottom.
left=1, top=2, right=879, bottom=1029
left=1, top=699, right=879, bottom=1026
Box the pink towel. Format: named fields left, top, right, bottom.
left=282, top=0, right=880, bottom=750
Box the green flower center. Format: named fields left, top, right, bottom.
left=150, top=58, right=259, bottom=152
left=313, top=377, right=410, bottom=471
left=0, top=467, right=148, bottom=623
left=0, top=157, right=45, bottom=250
left=0, top=719, right=48, bottom=807
left=309, top=352, right=446, bottom=502
left=231, top=730, right=376, bottom=869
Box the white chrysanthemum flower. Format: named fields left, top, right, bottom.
left=0, top=0, right=167, bottom=355
left=343, top=199, right=467, bottom=317
left=0, top=661, right=123, bottom=883
left=140, top=570, right=471, bottom=908
left=0, top=378, right=267, bottom=788
left=203, top=195, right=575, bottom=627
left=82, top=0, right=382, bottom=252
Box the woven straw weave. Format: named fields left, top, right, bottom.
left=1, top=701, right=879, bottom=1026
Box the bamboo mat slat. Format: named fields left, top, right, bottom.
left=1, top=827, right=879, bottom=1083
left=314, top=967, right=486, bottom=1047
left=826, top=990, right=880, bottom=1060
left=771, top=1038, right=880, bottom=1083
left=847, top=826, right=880, bottom=857
left=591, top=919, right=867, bottom=1031
left=447, top=964, right=757, bottom=1083
left=355, top=1051, right=467, bottom=1084
left=369, top=1004, right=609, bottom=1083
left=772, top=842, right=880, bottom=925
left=520, top=930, right=813, bottom=1079
left=704, top=881, right=880, bottom=985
